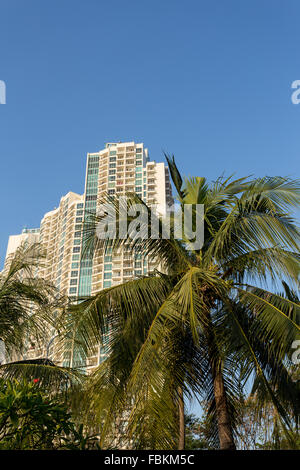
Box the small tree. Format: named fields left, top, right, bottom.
left=0, top=378, right=98, bottom=450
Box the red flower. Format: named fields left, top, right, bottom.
left=33, top=378, right=40, bottom=384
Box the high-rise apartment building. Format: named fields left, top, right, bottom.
left=77, top=142, right=173, bottom=301
left=2, top=142, right=173, bottom=370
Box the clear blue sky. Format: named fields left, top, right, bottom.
left=0, top=0, right=300, bottom=269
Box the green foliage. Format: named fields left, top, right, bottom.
left=0, top=242, right=64, bottom=359
left=63, top=168, right=300, bottom=450
left=0, top=378, right=98, bottom=450
left=185, top=413, right=215, bottom=450
left=235, top=394, right=300, bottom=450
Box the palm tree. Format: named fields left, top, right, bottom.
left=65, top=159, right=300, bottom=449
left=0, top=243, right=82, bottom=391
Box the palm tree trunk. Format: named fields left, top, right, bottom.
left=204, top=309, right=236, bottom=450
left=212, top=368, right=236, bottom=450
left=178, top=386, right=185, bottom=450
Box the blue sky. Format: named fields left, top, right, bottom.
left=0, top=0, right=300, bottom=269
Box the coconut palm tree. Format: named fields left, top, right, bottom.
left=65, top=159, right=300, bottom=449
left=0, top=243, right=83, bottom=391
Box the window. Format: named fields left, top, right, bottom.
left=69, top=287, right=77, bottom=294
left=87, top=168, right=98, bottom=175
left=124, top=270, right=132, bottom=276
left=76, top=210, right=83, bottom=216
left=77, top=203, right=84, bottom=209
left=75, top=224, right=82, bottom=231
left=74, top=231, right=81, bottom=238
left=70, top=279, right=77, bottom=286
left=108, top=189, right=115, bottom=195
left=73, top=247, right=80, bottom=253
left=88, top=156, right=99, bottom=163
left=104, top=264, right=112, bottom=271
left=104, top=272, right=112, bottom=280
left=72, top=254, right=80, bottom=261
left=104, top=255, right=112, bottom=262
left=103, top=281, right=111, bottom=288
left=73, top=239, right=81, bottom=245
left=76, top=217, right=83, bottom=223
left=109, top=169, right=116, bottom=175
left=71, top=271, right=78, bottom=277
left=109, top=163, right=116, bottom=168
left=71, top=262, right=79, bottom=269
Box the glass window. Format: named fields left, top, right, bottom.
left=69, top=287, right=77, bottom=294
left=103, top=281, right=111, bottom=288
left=104, top=272, right=112, bottom=280
left=71, top=271, right=79, bottom=277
